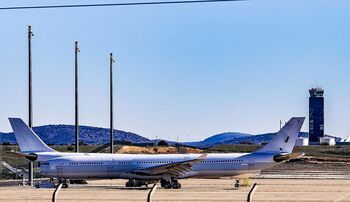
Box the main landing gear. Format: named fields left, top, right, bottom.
left=125, top=179, right=182, bottom=189
left=160, top=179, right=181, bottom=189
left=125, top=179, right=149, bottom=188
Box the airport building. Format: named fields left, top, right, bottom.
left=295, top=137, right=309, bottom=146
left=320, top=137, right=335, bottom=146
left=309, top=88, right=324, bottom=144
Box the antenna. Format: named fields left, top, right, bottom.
left=280, top=120, right=282, bottom=130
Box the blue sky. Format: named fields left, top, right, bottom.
left=0, top=0, right=349, bottom=141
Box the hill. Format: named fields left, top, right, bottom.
left=0, top=125, right=152, bottom=145
left=183, top=132, right=309, bottom=148
left=1, top=124, right=312, bottom=148
left=183, top=132, right=251, bottom=148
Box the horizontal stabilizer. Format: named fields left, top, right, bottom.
left=273, top=152, right=304, bottom=162
left=6, top=150, right=38, bottom=161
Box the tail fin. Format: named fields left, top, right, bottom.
left=8, top=118, right=55, bottom=153
left=255, top=117, right=305, bottom=153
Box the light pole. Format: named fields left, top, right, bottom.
left=74, top=41, right=80, bottom=153
left=109, top=53, right=115, bottom=153
left=27, top=25, right=34, bottom=186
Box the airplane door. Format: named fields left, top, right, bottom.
left=56, top=160, right=65, bottom=178
left=107, top=159, right=115, bottom=178
left=107, top=166, right=113, bottom=178
left=248, top=162, right=255, bottom=170
left=56, top=166, right=63, bottom=178
left=247, top=158, right=255, bottom=170
left=240, top=160, right=255, bottom=171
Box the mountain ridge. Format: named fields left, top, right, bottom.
left=0, top=124, right=152, bottom=145
left=0, top=124, right=311, bottom=148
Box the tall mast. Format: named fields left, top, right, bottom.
left=109, top=53, right=115, bottom=153
left=74, top=41, right=80, bottom=153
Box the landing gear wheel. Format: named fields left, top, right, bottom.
left=171, top=179, right=181, bottom=189
left=126, top=180, right=135, bottom=187
left=161, top=179, right=182, bottom=189
left=165, top=181, right=172, bottom=189
left=160, top=179, right=167, bottom=188
left=234, top=179, right=240, bottom=188
left=172, top=182, right=181, bottom=189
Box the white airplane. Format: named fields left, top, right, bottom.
left=7, top=117, right=304, bottom=189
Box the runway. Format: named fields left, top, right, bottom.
left=0, top=178, right=349, bottom=201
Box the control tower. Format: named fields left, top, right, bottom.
left=309, top=88, right=324, bottom=144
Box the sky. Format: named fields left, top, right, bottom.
left=0, top=0, right=349, bottom=141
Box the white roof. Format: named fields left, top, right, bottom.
left=342, top=136, right=350, bottom=142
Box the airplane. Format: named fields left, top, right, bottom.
left=7, top=117, right=305, bottom=189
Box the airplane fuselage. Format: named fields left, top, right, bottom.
left=39, top=152, right=279, bottom=180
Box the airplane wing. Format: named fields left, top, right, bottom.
left=132, top=153, right=207, bottom=177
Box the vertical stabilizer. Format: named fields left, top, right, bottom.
left=255, top=117, right=305, bottom=153
left=8, top=118, right=55, bottom=153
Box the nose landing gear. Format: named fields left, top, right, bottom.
left=234, top=179, right=240, bottom=188
left=234, top=178, right=252, bottom=189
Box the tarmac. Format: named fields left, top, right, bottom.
left=0, top=178, right=350, bottom=201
